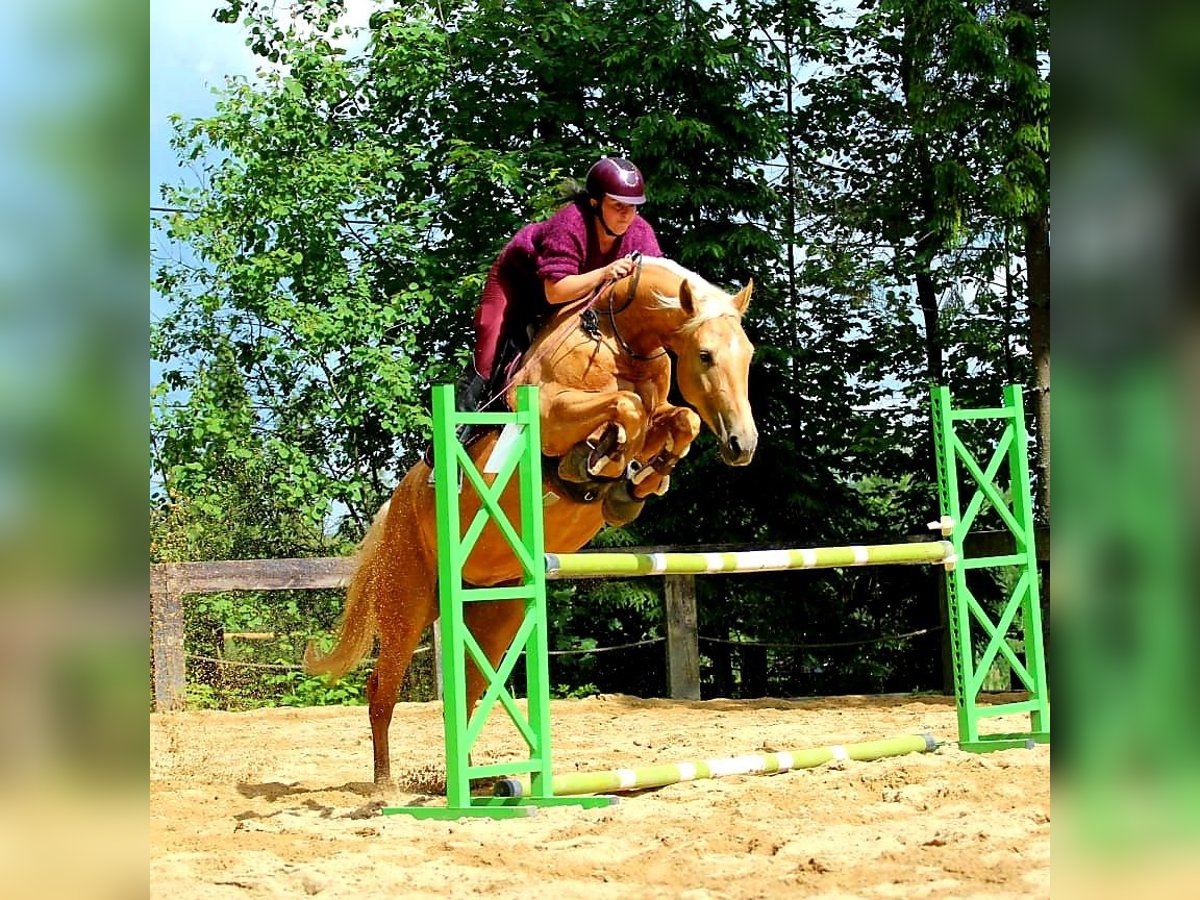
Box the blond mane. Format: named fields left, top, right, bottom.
left=639, top=256, right=741, bottom=330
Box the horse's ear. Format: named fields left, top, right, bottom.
left=679, top=279, right=697, bottom=316
left=731, top=279, right=754, bottom=315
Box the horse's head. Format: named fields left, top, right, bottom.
left=671, top=278, right=758, bottom=466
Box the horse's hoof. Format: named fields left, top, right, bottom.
left=630, top=460, right=655, bottom=485
left=588, top=453, right=626, bottom=480
left=602, top=480, right=646, bottom=526
left=585, top=424, right=621, bottom=475
left=629, top=472, right=670, bottom=499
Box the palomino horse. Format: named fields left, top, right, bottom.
left=305, top=256, right=757, bottom=785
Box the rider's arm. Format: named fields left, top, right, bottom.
left=543, top=257, right=636, bottom=305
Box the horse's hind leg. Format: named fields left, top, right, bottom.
left=365, top=623, right=427, bottom=786
left=364, top=537, right=439, bottom=786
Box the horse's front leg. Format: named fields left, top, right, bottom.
left=540, top=386, right=649, bottom=480
left=598, top=404, right=700, bottom=527
left=628, top=404, right=702, bottom=497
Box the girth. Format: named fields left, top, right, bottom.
left=541, top=454, right=617, bottom=505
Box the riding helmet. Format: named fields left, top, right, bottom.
left=585, top=157, right=647, bottom=205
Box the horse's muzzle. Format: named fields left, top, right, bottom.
left=720, top=429, right=757, bottom=466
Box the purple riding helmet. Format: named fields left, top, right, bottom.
left=585, top=157, right=647, bottom=205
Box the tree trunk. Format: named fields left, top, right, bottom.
left=1009, top=0, right=1051, bottom=523
left=1025, top=188, right=1051, bottom=521
left=916, top=268, right=943, bottom=387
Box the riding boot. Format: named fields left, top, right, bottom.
left=454, top=369, right=492, bottom=449
left=423, top=369, right=491, bottom=472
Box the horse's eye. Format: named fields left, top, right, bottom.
left=698, top=350, right=714, bottom=366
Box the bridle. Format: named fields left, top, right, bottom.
left=592, top=254, right=668, bottom=362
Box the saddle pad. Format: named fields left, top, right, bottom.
left=483, top=423, right=522, bottom=474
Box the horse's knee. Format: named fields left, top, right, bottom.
left=672, top=407, right=702, bottom=441
left=607, top=392, right=649, bottom=447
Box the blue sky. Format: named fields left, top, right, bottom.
left=150, top=2, right=374, bottom=204
left=150, top=3, right=258, bottom=204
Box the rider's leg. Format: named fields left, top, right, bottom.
left=454, top=265, right=519, bottom=449
left=471, top=261, right=509, bottom=382
left=424, top=362, right=491, bottom=471
left=451, top=363, right=492, bottom=453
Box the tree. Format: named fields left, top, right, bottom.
left=153, top=0, right=790, bottom=542
left=154, top=1, right=459, bottom=541
left=992, top=0, right=1049, bottom=517
left=794, top=0, right=1047, bottom=498
left=152, top=0, right=1049, bottom=700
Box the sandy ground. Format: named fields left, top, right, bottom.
left=150, top=693, right=1049, bottom=899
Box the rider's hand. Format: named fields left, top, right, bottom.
left=605, top=257, right=635, bottom=281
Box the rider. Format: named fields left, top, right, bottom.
left=460, top=156, right=663, bottom=417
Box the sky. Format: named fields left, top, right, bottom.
left=150, top=1, right=375, bottom=206
left=150, top=3, right=258, bottom=204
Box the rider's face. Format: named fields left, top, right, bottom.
left=598, top=196, right=640, bottom=235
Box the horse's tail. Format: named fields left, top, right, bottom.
left=303, top=500, right=390, bottom=680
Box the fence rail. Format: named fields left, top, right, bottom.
left=150, top=529, right=1047, bottom=712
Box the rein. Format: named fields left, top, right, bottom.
left=595, top=255, right=669, bottom=362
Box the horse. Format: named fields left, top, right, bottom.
left=305, top=256, right=757, bottom=785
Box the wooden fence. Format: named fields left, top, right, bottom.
left=150, top=530, right=1048, bottom=712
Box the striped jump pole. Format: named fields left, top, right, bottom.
left=545, top=542, right=955, bottom=579
left=494, top=733, right=938, bottom=798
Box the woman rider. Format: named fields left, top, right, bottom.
left=461, top=156, right=662, bottom=416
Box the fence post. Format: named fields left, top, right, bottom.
left=664, top=574, right=700, bottom=700
left=150, top=572, right=186, bottom=711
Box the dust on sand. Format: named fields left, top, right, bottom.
left=151, top=693, right=1049, bottom=898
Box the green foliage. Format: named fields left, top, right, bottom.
left=551, top=682, right=601, bottom=701
left=177, top=590, right=375, bottom=710
left=268, top=667, right=366, bottom=707
left=152, top=0, right=1050, bottom=704
left=547, top=579, right=666, bottom=697
left=186, top=683, right=221, bottom=711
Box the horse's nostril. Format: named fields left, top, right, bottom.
left=729, top=435, right=742, bottom=457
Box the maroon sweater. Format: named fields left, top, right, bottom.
left=496, top=200, right=662, bottom=323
